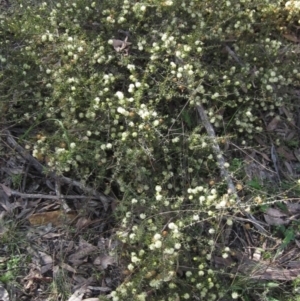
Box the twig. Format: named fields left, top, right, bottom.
left=225, top=45, right=243, bottom=66
left=4, top=130, right=45, bottom=174
left=230, top=142, right=275, bottom=174
left=1, top=187, right=99, bottom=200
left=271, top=144, right=281, bottom=183
left=55, top=178, right=71, bottom=212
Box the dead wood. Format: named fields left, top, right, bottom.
left=1, top=130, right=113, bottom=210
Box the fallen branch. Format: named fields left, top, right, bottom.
left=55, top=178, right=71, bottom=212
left=191, top=90, right=268, bottom=236
left=2, top=130, right=113, bottom=210
left=0, top=184, right=100, bottom=200
left=195, top=103, right=238, bottom=243
left=196, top=103, right=237, bottom=198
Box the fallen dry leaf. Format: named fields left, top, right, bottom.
left=0, top=223, right=8, bottom=237
left=60, top=262, right=77, bottom=273
left=0, top=190, right=12, bottom=212
left=76, top=217, right=92, bottom=229
left=283, top=161, right=294, bottom=176
left=266, top=116, right=281, bottom=131
left=285, top=202, right=300, bottom=215
left=282, top=33, right=300, bottom=43
left=23, top=268, right=52, bottom=290
left=294, top=149, right=300, bottom=162
left=0, top=183, right=12, bottom=196
left=67, top=286, right=88, bottom=301
left=254, top=149, right=271, bottom=161
left=0, top=283, right=9, bottom=301
left=38, top=251, right=53, bottom=274
left=254, top=135, right=267, bottom=146
left=68, top=239, right=98, bottom=264
left=52, top=265, right=60, bottom=279
left=277, top=146, right=296, bottom=161
left=264, top=207, right=289, bottom=226
left=93, top=254, right=116, bottom=269
left=281, top=107, right=295, bottom=126
left=285, top=131, right=296, bottom=141
left=43, top=232, right=63, bottom=239
left=0, top=257, right=9, bottom=263
left=28, top=210, right=77, bottom=226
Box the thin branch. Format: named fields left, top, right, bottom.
left=55, top=178, right=71, bottom=212
left=225, top=45, right=244, bottom=66
left=196, top=103, right=238, bottom=198
left=5, top=189, right=99, bottom=200
left=192, top=93, right=268, bottom=236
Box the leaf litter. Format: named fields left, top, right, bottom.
left=0, top=133, right=123, bottom=300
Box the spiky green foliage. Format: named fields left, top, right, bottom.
left=1, top=0, right=300, bottom=300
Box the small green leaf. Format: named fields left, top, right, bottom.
left=247, top=178, right=262, bottom=190
left=281, top=228, right=295, bottom=249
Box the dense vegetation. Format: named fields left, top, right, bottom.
left=1, top=0, right=300, bottom=300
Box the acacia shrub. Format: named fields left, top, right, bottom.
left=1, top=0, right=300, bottom=300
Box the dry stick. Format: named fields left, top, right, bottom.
left=195, top=104, right=236, bottom=243
left=194, top=98, right=268, bottom=237
left=2, top=188, right=99, bottom=200
left=196, top=104, right=237, bottom=197
left=2, top=130, right=112, bottom=210
left=55, top=178, right=71, bottom=212
left=225, top=45, right=249, bottom=93
left=225, top=45, right=243, bottom=66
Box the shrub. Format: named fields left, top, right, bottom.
left=1, top=0, right=299, bottom=299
